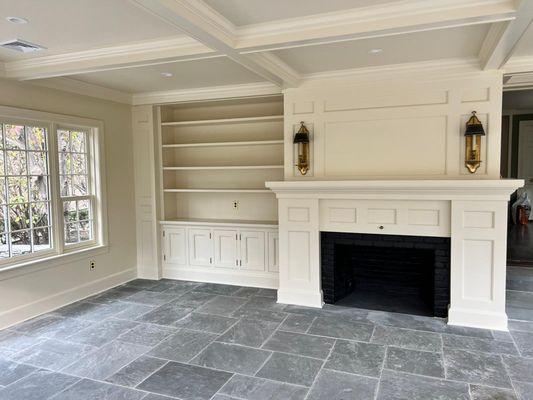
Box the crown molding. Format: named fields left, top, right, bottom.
left=132, top=82, right=281, bottom=105
left=28, top=77, right=133, bottom=104
left=504, top=55, right=533, bottom=74
left=245, top=52, right=300, bottom=88
left=3, top=36, right=215, bottom=80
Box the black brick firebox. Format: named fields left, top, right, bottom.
left=321, top=232, right=451, bottom=317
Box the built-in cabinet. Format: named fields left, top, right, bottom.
left=161, top=221, right=279, bottom=288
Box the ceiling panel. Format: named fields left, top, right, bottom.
left=273, top=25, right=490, bottom=74
left=0, top=0, right=181, bottom=61
left=69, top=57, right=265, bottom=93
left=203, top=0, right=402, bottom=26
left=512, top=23, right=533, bottom=57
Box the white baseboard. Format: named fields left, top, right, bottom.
left=0, top=268, right=136, bottom=330
left=277, top=289, right=324, bottom=308
left=448, top=306, right=509, bottom=331
left=163, top=266, right=278, bottom=289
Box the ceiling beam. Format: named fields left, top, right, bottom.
left=479, top=0, right=533, bottom=70
left=131, top=0, right=299, bottom=87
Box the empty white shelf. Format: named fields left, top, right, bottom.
left=162, top=115, right=283, bottom=127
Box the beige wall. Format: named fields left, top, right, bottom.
left=0, top=79, right=136, bottom=329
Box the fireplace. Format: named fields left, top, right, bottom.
left=321, top=232, right=450, bottom=317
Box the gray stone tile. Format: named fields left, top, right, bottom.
left=233, top=287, right=262, bottom=297
left=324, top=340, right=385, bottom=377
left=231, top=307, right=288, bottom=323
left=367, top=310, right=446, bottom=332
left=442, top=333, right=518, bottom=355
left=123, top=279, right=159, bottom=290
left=27, top=317, right=93, bottom=340
left=308, top=317, right=374, bottom=341
left=87, top=286, right=140, bottom=304
left=256, top=352, right=323, bottom=387
left=66, top=340, right=150, bottom=380
left=441, top=324, right=495, bottom=340
left=219, top=374, right=308, bottom=400
left=125, top=291, right=177, bottom=306
left=307, top=369, right=377, bottom=400
left=0, top=370, right=80, bottom=400
left=444, top=348, right=512, bottom=388
left=137, top=361, right=232, bottom=400
left=9, top=314, right=67, bottom=335
left=469, top=385, right=517, bottom=400
left=217, top=318, right=278, bottom=348
left=111, top=303, right=155, bottom=321
left=0, top=330, right=42, bottom=352
left=170, top=291, right=216, bottom=308
left=376, top=370, right=469, bottom=400
left=53, top=301, right=122, bottom=321
left=196, top=295, right=248, bottom=316
left=502, top=354, right=533, bottom=383
left=191, top=341, right=271, bottom=374
left=283, top=305, right=330, bottom=318
left=509, top=319, right=533, bottom=332
left=507, top=290, right=533, bottom=309
left=279, top=314, right=315, bottom=333
left=196, top=283, right=242, bottom=295
left=492, top=330, right=514, bottom=342
left=514, top=381, right=533, bottom=400
left=105, top=355, right=167, bottom=387
left=257, top=288, right=277, bottom=298
left=0, top=357, right=36, bottom=386
left=118, top=323, right=176, bottom=347
left=144, top=281, right=179, bottom=292
left=371, top=325, right=442, bottom=352
left=385, top=347, right=445, bottom=378
left=50, top=378, right=146, bottom=400
left=263, top=331, right=335, bottom=359
left=12, top=339, right=96, bottom=371
left=148, top=329, right=217, bottom=362
left=510, top=330, right=533, bottom=357
left=136, top=303, right=192, bottom=326
left=66, top=319, right=138, bottom=346
left=244, top=296, right=286, bottom=311
left=173, top=312, right=238, bottom=333
left=142, top=395, right=178, bottom=400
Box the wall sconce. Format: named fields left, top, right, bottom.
left=293, top=121, right=310, bottom=175
left=464, top=111, right=485, bottom=173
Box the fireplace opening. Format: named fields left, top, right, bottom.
left=321, top=232, right=450, bottom=317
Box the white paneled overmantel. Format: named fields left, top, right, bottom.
left=266, top=179, right=523, bottom=331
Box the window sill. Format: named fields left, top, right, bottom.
left=0, top=245, right=109, bottom=281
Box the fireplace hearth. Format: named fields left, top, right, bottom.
left=321, top=232, right=451, bottom=317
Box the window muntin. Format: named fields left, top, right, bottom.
left=0, top=123, right=52, bottom=259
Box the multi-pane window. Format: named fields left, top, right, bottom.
left=0, top=112, right=101, bottom=267
left=57, top=129, right=93, bottom=245
left=0, top=123, right=51, bottom=259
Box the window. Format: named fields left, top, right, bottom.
left=0, top=107, right=105, bottom=268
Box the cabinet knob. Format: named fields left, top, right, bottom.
left=378, top=225, right=384, bottom=230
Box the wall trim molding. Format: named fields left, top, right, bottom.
left=0, top=268, right=136, bottom=330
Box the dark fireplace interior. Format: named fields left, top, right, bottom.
left=321, top=232, right=450, bottom=317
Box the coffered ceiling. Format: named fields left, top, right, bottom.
left=1, top=0, right=532, bottom=102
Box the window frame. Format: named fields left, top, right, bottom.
left=0, top=106, right=108, bottom=271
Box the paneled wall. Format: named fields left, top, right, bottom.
left=284, top=70, right=503, bottom=179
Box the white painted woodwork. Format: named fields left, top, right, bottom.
left=283, top=69, right=503, bottom=179
left=161, top=220, right=278, bottom=288
left=188, top=228, right=213, bottom=267
left=132, top=105, right=162, bottom=279
left=214, top=229, right=239, bottom=268
left=240, top=231, right=266, bottom=271
left=267, top=179, right=523, bottom=331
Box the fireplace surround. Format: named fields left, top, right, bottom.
left=320, top=232, right=451, bottom=317
left=266, top=179, right=523, bottom=330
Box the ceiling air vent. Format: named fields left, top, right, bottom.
left=0, top=39, right=45, bottom=53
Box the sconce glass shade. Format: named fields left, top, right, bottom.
left=293, top=122, right=310, bottom=143
left=464, top=111, right=485, bottom=136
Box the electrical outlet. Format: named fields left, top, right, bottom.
left=232, top=200, right=239, bottom=211
left=89, top=260, right=95, bottom=270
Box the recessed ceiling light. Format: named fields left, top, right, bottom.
left=160, top=72, right=173, bottom=77
left=368, top=48, right=383, bottom=55
left=6, top=16, right=29, bottom=24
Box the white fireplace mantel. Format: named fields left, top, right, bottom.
left=266, top=179, right=524, bottom=331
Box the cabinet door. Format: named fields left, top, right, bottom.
left=163, top=227, right=186, bottom=265
left=267, top=231, right=279, bottom=272
left=214, top=229, right=238, bottom=268
left=240, top=231, right=265, bottom=271
left=188, top=228, right=212, bottom=266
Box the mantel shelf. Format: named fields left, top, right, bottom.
left=164, top=188, right=273, bottom=193
left=163, top=165, right=283, bottom=171
left=161, top=115, right=283, bottom=127
left=162, top=140, right=284, bottom=148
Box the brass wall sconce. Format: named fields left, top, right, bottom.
left=294, top=121, right=310, bottom=175
left=464, top=111, right=485, bottom=173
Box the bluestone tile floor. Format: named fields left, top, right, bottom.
left=0, top=276, right=532, bottom=399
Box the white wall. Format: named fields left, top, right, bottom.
left=0, top=78, right=136, bottom=329
left=284, top=68, right=504, bottom=180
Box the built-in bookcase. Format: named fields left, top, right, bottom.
left=159, top=95, right=283, bottom=224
